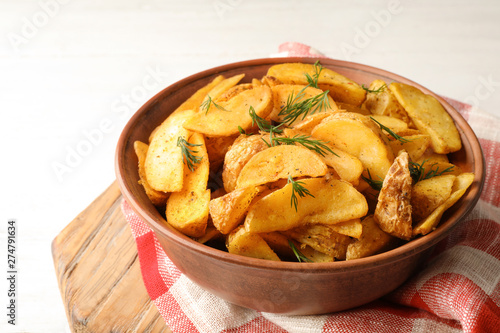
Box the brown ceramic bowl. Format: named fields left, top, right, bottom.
left=115, top=57, right=485, bottom=315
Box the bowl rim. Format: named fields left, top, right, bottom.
left=115, top=56, right=485, bottom=273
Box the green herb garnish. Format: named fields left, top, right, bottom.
left=370, top=116, right=411, bottom=143
left=409, top=160, right=455, bottom=183
left=279, top=90, right=331, bottom=125
left=200, top=95, right=228, bottom=115
left=177, top=136, right=203, bottom=172
left=289, top=240, right=313, bottom=263
left=360, top=169, right=384, bottom=191
left=248, top=107, right=337, bottom=156
left=288, top=176, right=315, bottom=211
left=238, top=126, right=247, bottom=135
left=249, top=106, right=284, bottom=134
left=272, top=135, right=338, bottom=157
left=305, top=60, right=324, bottom=89
left=362, top=83, right=387, bottom=94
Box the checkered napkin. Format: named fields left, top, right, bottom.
left=121, top=42, right=500, bottom=333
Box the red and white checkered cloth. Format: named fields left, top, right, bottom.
left=122, top=43, right=500, bottom=333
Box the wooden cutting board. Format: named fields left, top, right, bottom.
left=51, top=182, right=171, bottom=333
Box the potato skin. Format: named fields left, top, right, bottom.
left=133, top=141, right=169, bottom=207
left=222, top=134, right=270, bottom=193
left=374, top=151, right=413, bottom=240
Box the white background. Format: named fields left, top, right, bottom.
left=1, top=0, right=499, bottom=332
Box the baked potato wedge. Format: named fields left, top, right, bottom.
left=346, top=215, right=397, bottom=260
left=133, top=140, right=169, bottom=207
left=197, top=74, right=245, bottom=113
left=209, top=185, right=264, bottom=234
left=312, top=112, right=395, bottom=180
left=166, top=133, right=210, bottom=237
left=389, top=82, right=461, bottom=154
left=374, top=151, right=413, bottom=240
left=389, top=134, right=431, bottom=162
left=411, top=174, right=456, bottom=221
left=236, top=145, right=328, bottom=189
left=145, top=108, right=195, bottom=192
left=362, top=79, right=410, bottom=123
left=267, top=62, right=366, bottom=106
left=413, top=173, right=474, bottom=236
left=226, top=226, right=280, bottom=261
left=222, top=133, right=271, bottom=192
left=184, top=85, right=273, bottom=136
left=244, top=177, right=368, bottom=233
left=283, top=224, right=352, bottom=260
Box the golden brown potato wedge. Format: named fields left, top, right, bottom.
left=222, top=133, right=270, bottom=192
left=411, top=174, right=456, bottom=221
left=261, top=75, right=283, bottom=87
left=370, top=115, right=409, bottom=134
left=204, top=135, right=237, bottom=172
left=259, top=232, right=294, bottom=259
left=216, top=83, right=253, bottom=103
left=198, top=74, right=245, bottom=113
left=194, top=226, right=222, bottom=244
left=413, top=173, right=474, bottom=236
left=226, top=226, right=280, bottom=261
left=166, top=133, right=210, bottom=237
left=389, top=134, right=431, bottom=162
left=283, top=128, right=364, bottom=185
left=244, top=177, right=368, bottom=233
left=145, top=109, right=195, bottom=192
left=209, top=185, right=264, bottom=235
left=389, top=82, right=462, bottom=154
left=312, top=112, right=395, bottom=180
left=251, top=78, right=262, bottom=86
left=133, top=141, right=169, bottom=207
left=236, top=145, right=328, bottom=189
left=362, top=79, right=410, bottom=123
left=267, top=62, right=366, bottom=106
left=329, top=219, right=363, bottom=239
left=346, top=215, right=398, bottom=260
left=374, top=151, right=413, bottom=240
left=184, top=85, right=273, bottom=136
left=260, top=233, right=336, bottom=262
left=284, top=224, right=352, bottom=260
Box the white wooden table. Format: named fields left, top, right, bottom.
left=1, top=1, right=499, bottom=332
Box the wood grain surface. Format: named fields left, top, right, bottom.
left=51, top=182, right=171, bottom=333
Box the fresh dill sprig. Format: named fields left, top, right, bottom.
left=362, top=83, right=387, bottom=94
left=248, top=106, right=283, bottom=147
left=249, top=106, right=284, bottom=134
left=238, top=126, right=252, bottom=136
left=288, top=240, right=313, bottom=263
left=248, top=107, right=338, bottom=156
left=200, top=95, right=228, bottom=115
left=360, top=169, right=384, bottom=191
left=305, top=60, right=323, bottom=89
left=288, top=176, right=315, bottom=211
left=272, top=135, right=338, bottom=157
left=370, top=116, right=411, bottom=143
left=279, top=90, right=331, bottom=125
left=177, top=136, right=203, bottom=172
left=409, top=160, right=455, bottom=183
